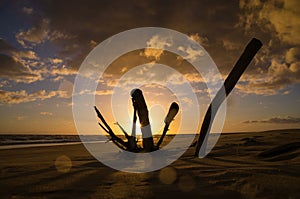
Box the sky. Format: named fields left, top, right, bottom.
left=0, top=0, right=299, bottom=135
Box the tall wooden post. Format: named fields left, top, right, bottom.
left=195, top=38, right=263, bottom=157
left=131, top=89, right=155, bottom=152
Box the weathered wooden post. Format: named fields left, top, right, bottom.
left=156, top=102, right=179, bottom=148
left=131, top=89, right=155, bottom=152
left=195, top=38, right=263, bottom=157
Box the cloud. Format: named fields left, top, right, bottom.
left=0, top=39, right=39, bottom=60
left=22, top=7, right=33, bottom=14
left=239, top=0, right=300, bottom=45
left=16, top=17, right=71, bottom=48
left=16, top=115, right=27, bottom=121
left=95, top=90, right=113, bottom=96
left=140, top=35, right=172, bottom=61
left=22, top=1, right=243, bottom=77
left=13, top=50, right=39, bottom=60
left=222, top=39, right=240, bottom=51
left=49, top=66, right=77, bottom=76
left=74, top=89, right=113, bottom=96
left=285, top=47, right=300, bottom=64
left=0, top=80, right=9, bottom=88
left=0, top=39, right=46, bottom=83
left=189, top=33, right=209, bottom=46
left=177, top=45, right=204, bottom=62
left=183, top=73, right=203, bottom=83
left=16, top=18, right=50, bottom=47
left=243, top=116, right=300, bottom=124
left=6, top=1, right=298, bottom=98
left=49, top=58, right=63, bottom=64
left=0, top=54, right=43, bottom=83
left=232, top=0, right=300, bottom=96
left=181, top=97, right=193, bottom=106
left=236, top=57, right=300, bottom=95
left=0, top=89, right=68, bottom=104
left=40, top=112, right=53, bottom=116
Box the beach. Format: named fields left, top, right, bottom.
left=1, top=129, right=299, bottom=199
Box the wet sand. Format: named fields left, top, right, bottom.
left=1, top=129, right=299, bottom=199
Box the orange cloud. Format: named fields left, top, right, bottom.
left=0, top=90, right=68, bottom=104
left=239, top=0, right=300, bottom=45
left=243, top=116, right=300, bottom=124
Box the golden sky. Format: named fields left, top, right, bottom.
left=0, top=0, right=299, bottom=134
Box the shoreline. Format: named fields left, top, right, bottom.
left=0, top=129, right=299, bottom=198
left=1, top=129, right=299, bottom=150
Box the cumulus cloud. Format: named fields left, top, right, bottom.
left=16, top=18, right=71, bottom=48
left=0, top=38, right=39, bottom=60
left=0, top=36, right=77, bottom=85
left=49, top=66, right=77, bottom=76
left=239, top=0, right=300, bottom=45
left=140, top=35, right=172, bottom=61
left=236, top=55, right=300, bottom=95
left=0, top=39, right=45, bottom=83
left=49, top=58, right=63, bottom=64
left=189, top=33, right=209, bottom=46
left=0, top=54, right=43, bottom=83
left=285, top=47, right=300, bottom=64
left=177, top=45, right=204, bottom=62
left=13, top=50, right=39, bottom=60
left=0, top=89, right=68, bottom=104
left=2, top=0, right=298, bottom=98
left=243, top=116, right=300, bottom=124
left=16, top=18, right=50, bottom=47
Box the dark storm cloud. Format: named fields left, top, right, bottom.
left=29, top=0, right=243, bottom=72
left=9, top=0, right=300, bottom=95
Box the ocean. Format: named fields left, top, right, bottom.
left=0, top=134, right=106, bottom=149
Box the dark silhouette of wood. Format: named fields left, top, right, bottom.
left=129, top=99, right=138, bottom=150
left=94, top=99, right=179, bottom=152
left=194, top=38, right=263, bottom=157
left=156, top=102, right=179, bottom=148
left=115, top=122, right=130, bottom=139
left=94, top=106, right=128, bottom=150
left=115, top=122, right=138, bottom=151
left=131, top=89, right=155, bottom=152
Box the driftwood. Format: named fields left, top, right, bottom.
left=94, top=89, right=179, bottom=152
left=194, top=38, right=262, bottom=156
left=94, top=38, right=262, bottom=155
left=156, top=102, right=179, bottom=148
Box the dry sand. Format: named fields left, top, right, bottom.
left=1, top=129, right=299, bottom=199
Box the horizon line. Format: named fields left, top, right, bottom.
left=0, top=128, right=299, bottom=136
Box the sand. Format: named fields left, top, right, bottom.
left=1, top=129, right=299, bottom=199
